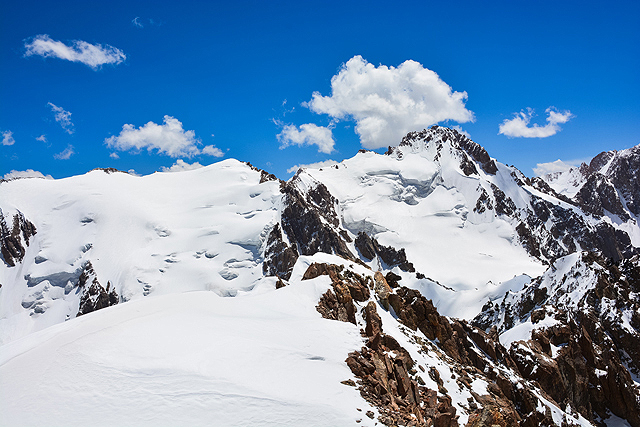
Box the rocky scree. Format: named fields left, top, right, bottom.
left=474, top=252, right=640, bottom=426
left=304, top=262, right=576, bottom=427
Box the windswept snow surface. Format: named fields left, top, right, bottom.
left=0, top=161, right=281, bottom=345
left=0, top=275, right=376, bottom=427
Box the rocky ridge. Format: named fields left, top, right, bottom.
left=393, top=126, right=637, bottom=263
left=303, top=261, right=590, bottom=427
left=543, top=144, right=640, bottom=221
left=474, top=252, right=640, bottom=426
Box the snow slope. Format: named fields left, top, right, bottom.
left=0, top=161, right=281, bottom=345
left=0, top=270, right=376, bottom=427
left=298, top=148, right=544, bottom=292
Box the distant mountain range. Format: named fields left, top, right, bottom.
left=1, top=126, right=638, bottom=427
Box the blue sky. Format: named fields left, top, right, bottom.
left=1, top=0, right=639, bottom=179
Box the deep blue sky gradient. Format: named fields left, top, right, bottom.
left=1, top=0, right=639, bottom=178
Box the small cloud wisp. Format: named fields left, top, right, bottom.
left=499, top=107, right=573, bottom=138
left=24, top=34, right=126, bottom=69
left=48, top=102, right=75, bottom=134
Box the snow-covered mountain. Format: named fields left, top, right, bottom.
left=542, top=145, right=640, bottom=247
left=1, top=126, right=639, bottom=426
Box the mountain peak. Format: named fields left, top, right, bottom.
left=387, top=126, right=498, bottom=176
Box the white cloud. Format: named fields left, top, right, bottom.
left=132, top=17, right=144, bottom=28
left=160, top=159, right=205, bottom=172
left=286, top=159, right=338, bottom=174
left=109, top=152, right=119, bottom=159
left=54, top=145, right=75, bottom=160
left=201, top=145, right=224, bottom=157
left=105, top=115, right=221, bottom=158
left=2, top=130, right=15, bottom=146
left=532, top=160, right=575, bottom=176
left=277, top=123, right=335, bottom=154
left=48, top=102, right=75, bottom=134
left=305, top=55, right=474, bottom=149
left=3, top=169, right=53, bottom=180
left=499, top=107, right=573, bottom=138
left=24, top=35, right=126, bottom=69
left=532, top=158, right=588, bottom=177
left=36, top=134, right=47, bottom=143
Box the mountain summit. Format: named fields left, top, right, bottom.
left=1, top=127, right=639, bottom=426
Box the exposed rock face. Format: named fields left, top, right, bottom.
left=348, top=298, right=462, bottom=426
left=306, top=262, right=575, bottom=426
left=355, top=232, right=415, bottom=272
left=516, top=194, right=636, bottom=262
left=606, top=145, right=640, bottom=216
left=263, top=176, right=355, bottom=280
left=575, top=145, right=640, bottom=217
left=305, top=262, right=370, bottom=324
left=77, top=261, right=119, bottom=316
left=399, top=126, right=498, bottom=175
left=90, top=167, right=128, bottom=174
left=474, top=252, right=640, bottom=426
left=243, top=161, right=280, bottom=184
left=0, top=209, right=37, bottom=267
left=574, top=173, right=629, bottom=220
left=544, top=143, right=640, bottom=220
left=396, top=127, right=638, bottom=265
left=262, top=223, right=298, bottom=280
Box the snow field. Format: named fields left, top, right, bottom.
left=0, top=274, right=377, bottom=427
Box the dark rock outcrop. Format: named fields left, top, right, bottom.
left=575, top=173, right=629, bottom=220
left=243, top=162, right=281, bottom=184
left=517, top=195, right=636, bottom=262
left=307, top=261, right=570, bottom=426
left=474, top=252, right=640, bottom=426
left=355, top=232, right=415, bottom=272
left=576, top=145, right=640, bottom=217
left=76, top=261, right=118, bottom=316
left=347, top=301, right=461, bottom=427
left=0, top=209, right=37, bottom=267
left=305, top=262, right=371, bottom=324
left=262, top=223, right=298, bottom=280
left=399, top=126, right=498, bottom=175
left=263, top=176, right=355, bottom=280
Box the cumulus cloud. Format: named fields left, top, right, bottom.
left=24, top=35, right=126, bottom=69
left=286, top=159, right=339, bottom=174
left=2, top=130, right=15, bottom=146
left=54, top=145, right=75, bottom=160
left=499, top=107, right=573, bottom=138
left=277, top=123, right=335, bottom=153
left=105, top=115, right=222, bottom=158
left=305, top=55, right=474, bottom=149
left=160, top=159, right=205, bottom=172
left=36, top=134, right=47, bottom=143
left=48, top=102, right=75, bottom=134
left=3, top=169, right=53, bottom=180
